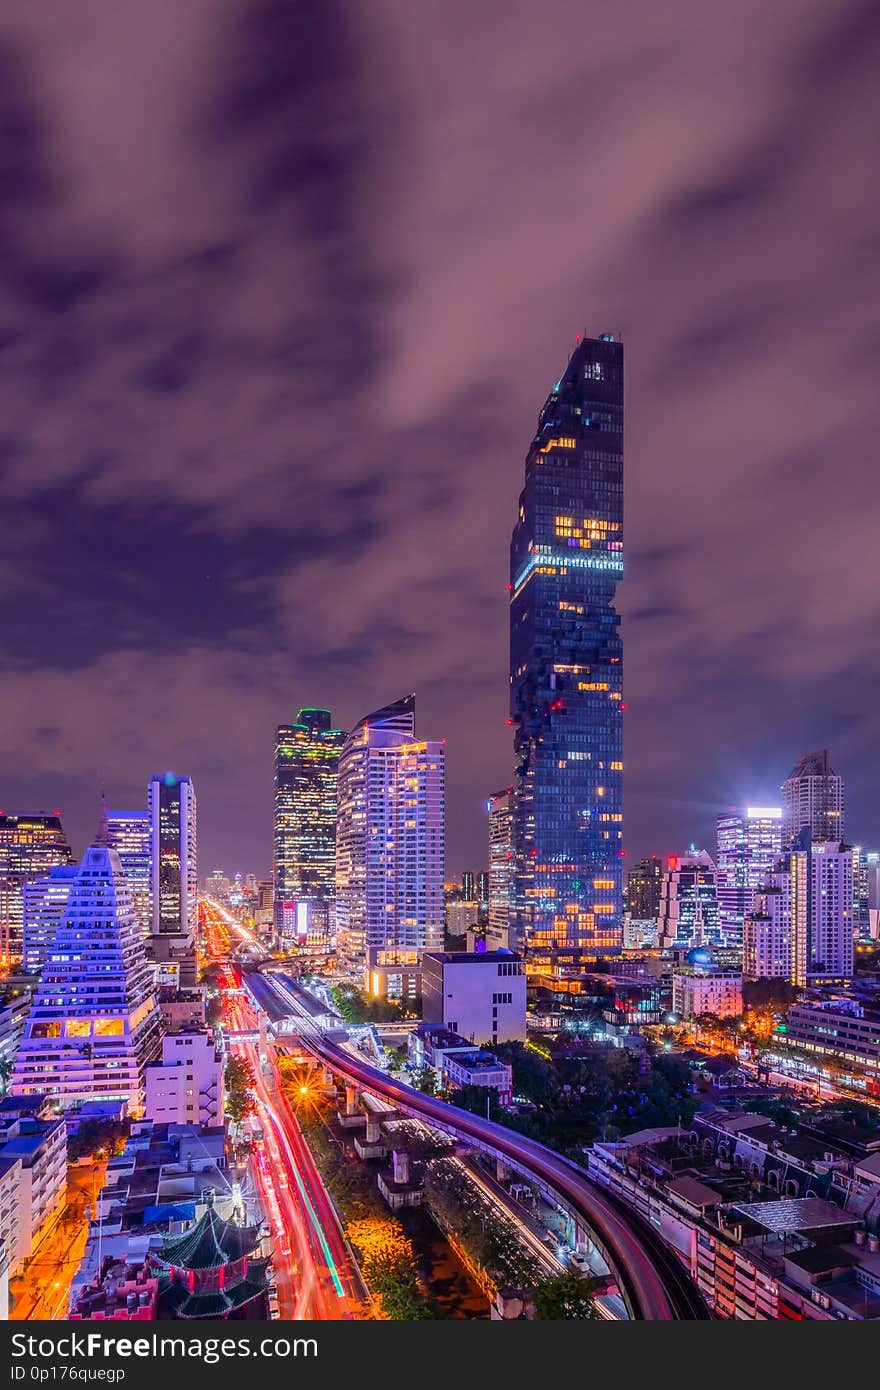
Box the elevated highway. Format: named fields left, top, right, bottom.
left=248, top=971, right=709, bottom=1321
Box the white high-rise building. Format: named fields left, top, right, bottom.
left=148, top=774, right=198, bottom=989
left=791, top=838, right=854, bottom=984
left=335, top=696, right=444, bottom=1000
left=658, top=851, right=721, bottom=951
left=743, top=869, right=795, bottom=981
left=10, top=832, right=161, bottom=1110
left=107, top=810, right=152, bottom=936
left=716, top=808, right=783, bottom=945
left=486, top=788, right=514, bottom=950
left=781, top=750, right=844, bottom=846
left=22, top=865, right=78, bottom=976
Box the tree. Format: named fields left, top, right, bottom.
left=67, top=1118, right=128, bottom=1163
left=534, top=1270, right=598, bottom=1320
left=224, top=1056, right=257, bottom=1124
left=412, top=1067, right=438, bottom=1097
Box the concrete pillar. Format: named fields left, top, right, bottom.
left=365, top=1115, right=382, bottom=1144
left=345, top=1085, right=359, bottom=1117
left=392, top=1149, right=410, bottom=1184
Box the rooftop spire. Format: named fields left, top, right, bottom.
left=94, top=789, right=112, bottom=847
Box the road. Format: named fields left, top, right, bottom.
left=254, top=970, right=709, bottom=1321
left=9, top=1163, right=106, bottom=1321
left=202, top=902, right=367, bottom=1320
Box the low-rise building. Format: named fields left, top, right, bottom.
left=158, top=989, right=206, bottom=1034
left=0, top=1095, right=67, bottom=1268
left=0, top=988, right=31, bottom=1077
left=442, top=1050, right=513, bottom=1106
left=421, top=950, right=526, bottom=1045
left=144, top=1033, right=224, bottom=1127
left=588, top=1111, right=880, bottom=1319
left=672, top=952, right=742, bottom=1018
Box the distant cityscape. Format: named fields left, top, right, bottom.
left=2, top=336, right=880, bottom=1323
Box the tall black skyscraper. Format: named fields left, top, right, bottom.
left=510, top=333, right=624, bottom=957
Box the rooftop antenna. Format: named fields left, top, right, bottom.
left=95, top=789, right=112, bottom=847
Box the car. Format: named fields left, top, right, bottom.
left=569, top=1252, right=592, bottom=1275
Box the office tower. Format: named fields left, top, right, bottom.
left=790, top=836, right=853, bottom=984
left=204, top=870, right=229, bottom=900
left=781, top=750, right=843, bottom=846
left=22, top=864, right=78, bottom=976
left=625, top=856, right=663, bottom=923
left=107, top=810, right=152, bottom=935
left=461, top=871, right=476, bottom=901
left=335, top=695, right=444, bottom=1000
left=509, top=333, right=624, bottom=957
left=743, top=868, right=795, bottom=981
left=851, top=846, right=871, bottom=935
left=148, top=774, right=198, bottom=989
left=476, top=870, right=489, bottom=904
left=658, top=852, right=721, bottom=951
left=0, top=814, right=74, bottom=966
left=715, top=808, right=783, bottom=945
left=274, top=709, right=346, bottom=938
left=487, top=789, right=515, bottom=950
left=10, top=831, right=161, bottom=1109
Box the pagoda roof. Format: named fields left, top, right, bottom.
left=157, top=1267, right=271, bottom=1320
left=155, top=1200, right=262, bottom=1271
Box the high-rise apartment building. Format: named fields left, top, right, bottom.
left=148, top=774, right=197, bottom=989
left=274, top=709, right=346, bottom=938
left=10, top=837, right=161, bottom=1109
left=335, top=696, right=444, bottom=999
left=658, top=852, right=721, bottom=951
left=715, top=808, right=783, bottom=945
left=509, top=334, right=624, bottom=957
left=790, top=836, right=853, bottom=984
left=0, top=815, right=73, bottom=965
left=743, top=869, right=795, bottom=982
left=487, top=789, right=515, bottom=950
left=22, top=865, right=78, bottom=977
left=107, top=810, right=152, bottom=935
left=781, top=750, right=844, bottom=846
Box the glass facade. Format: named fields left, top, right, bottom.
left=0, top=814, right=74, bottom=966
left=715, top=808, right=783, bottom=946
left=510, top=334, right=624, bottom=954
left=273, top=708, right=346, bottom=936
left=107, top=810, right=153, bottom=936
left=148, top=774, right=197, bottom=986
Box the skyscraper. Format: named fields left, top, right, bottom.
left=625, top=856, right=663, bottom=924
left=658, top=852, right=721, bottom=951
left=0, top=814, right=74, bottom=965
left=715, top=808, right=783, bottom=945
left=509, top=333, right=624, bottom=958
left=107, top=810, right=152, bottom=935
left=22, top=864, right=78, bottom=976
left=743, top=870, right=795, bottom=982
left=274, top=709, right=346, bottom=939
left=335, top=696, right=444, bottom=1000
left=781, top=750, right=843, bottom=846
left=790, top=835, right=853, bottom=984
left=10, top=834, right=161, bottom=1109
left=148, top=774, right=198, bottom=988
left=487, top=788, right=515, bottom=950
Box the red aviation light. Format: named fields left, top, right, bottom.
left=667, top=855, right=678, bottom=870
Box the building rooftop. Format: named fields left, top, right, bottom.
left=731, top=1197, right=859, bottom=1236
left=423, top=950, right=520, bottom=965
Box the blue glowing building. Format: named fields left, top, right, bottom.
left=510, top=334, right=624, bottom=957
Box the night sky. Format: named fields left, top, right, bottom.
left=1, top=1, right=879, bottom=878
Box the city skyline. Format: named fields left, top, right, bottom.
left=0, top=3, right=878, bottom=878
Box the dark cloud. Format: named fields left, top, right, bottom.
left=0, top=0, right=878, bottom=875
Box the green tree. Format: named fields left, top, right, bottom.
left=224, top=1056, right=257, bottom=1124
left=534, top=1270, right=598, bottom=1320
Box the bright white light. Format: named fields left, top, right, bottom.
left=746, top=807, right=782, bottom=819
